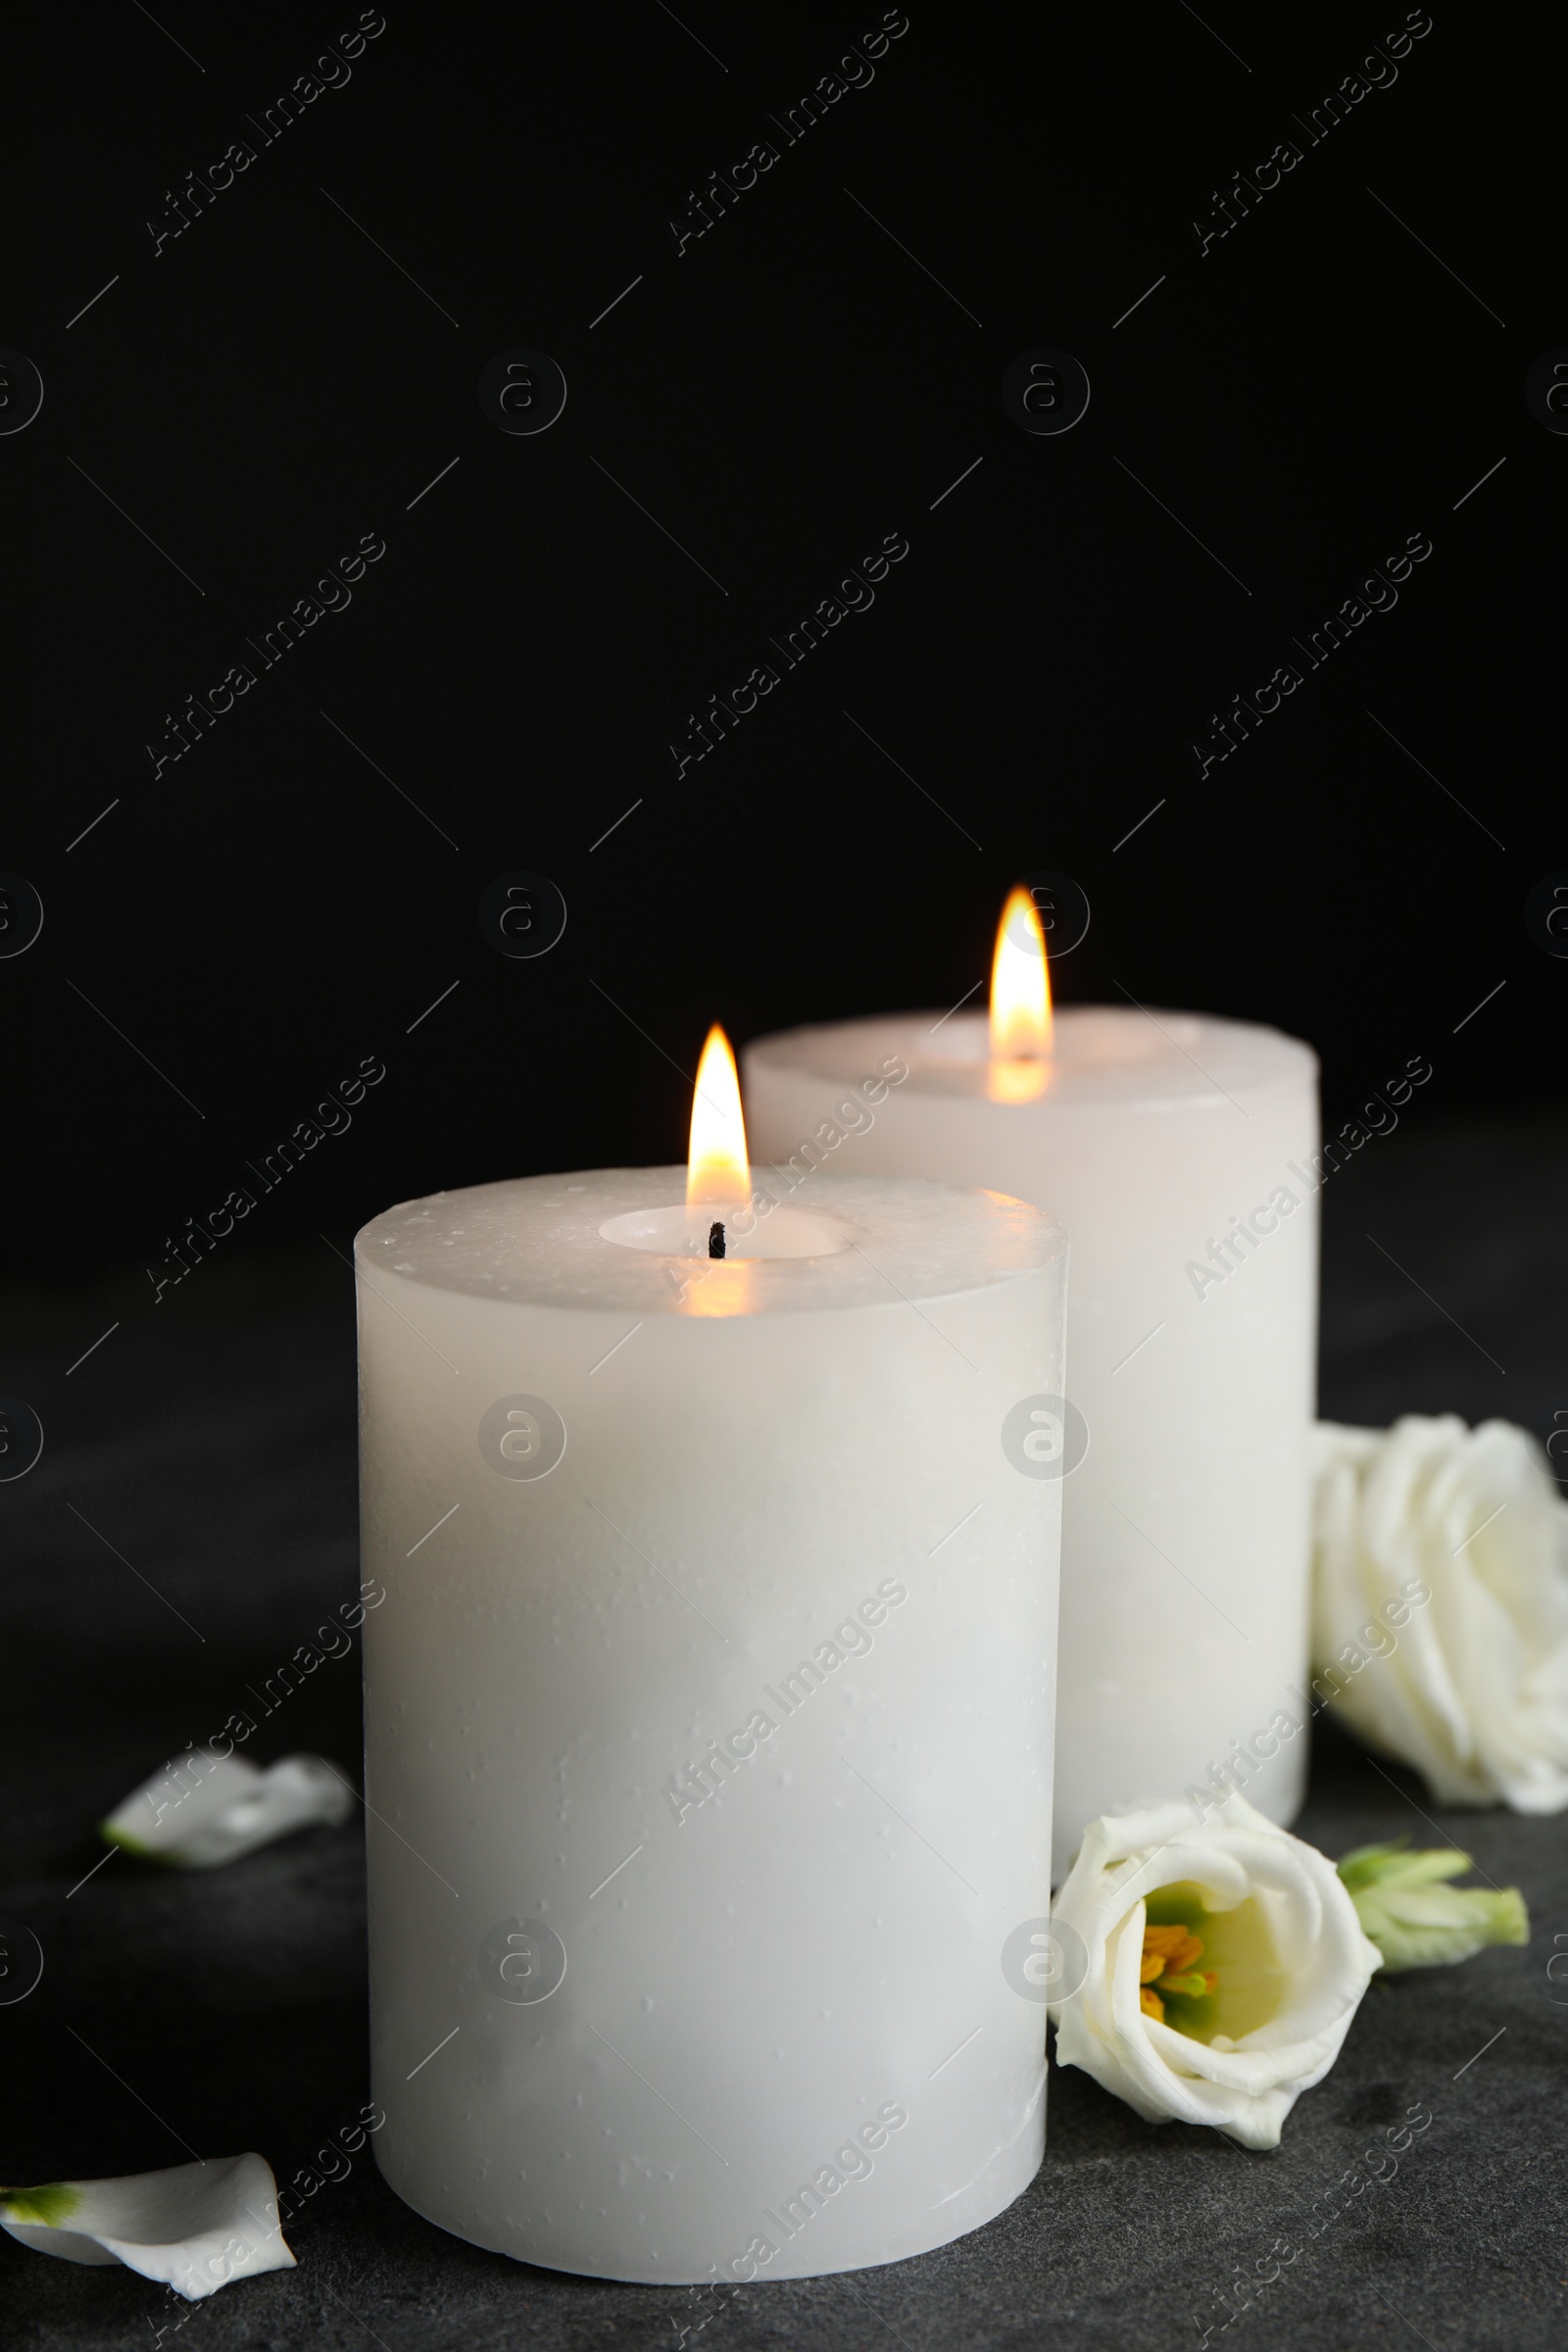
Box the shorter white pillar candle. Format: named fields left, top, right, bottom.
left=357, top=1166, right=1066, bottom=2282
left=744, top=1007, right=1319, bottom=1864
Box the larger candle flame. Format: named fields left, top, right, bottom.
left=989, top=886, right=1054, bottom=1060
left=687, top=1024, right=752, bottom=1206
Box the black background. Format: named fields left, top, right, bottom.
left=5, top=12, right=1566, bottom=2344
left=9, top=2, right=1558, bottom=1275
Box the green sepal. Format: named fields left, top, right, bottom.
left=1339, top=1841, right=1529, bottom=1973
left=0, top=2183, right=81, bottom=2229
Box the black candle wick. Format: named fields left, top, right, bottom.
left=708, top=1221, right=725, bottom=1259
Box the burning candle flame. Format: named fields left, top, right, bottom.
left=989, top=886, right=1054, bottom=1061
left=687, top=1024, right=752, bottom=1207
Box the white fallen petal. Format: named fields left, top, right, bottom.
left=100, top=1751, right=355, bottom=1868
left=0, top=2153, right=295, bottom=2300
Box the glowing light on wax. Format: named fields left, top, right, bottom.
left=686, top=1024, right=752, bottom=1207
left=354, top=1145, right=1068, bottom=2277
left=988, top=888, right=1053, bottom=1102
left=742, top=895, right=1322, bottom=1867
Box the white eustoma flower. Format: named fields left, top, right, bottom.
left=1313, top=1415, right=1568, bottom=1812
left=0, top=2153, right=294, bottom=2300
left=100, top=1751, right=354, bottom=1868
left=1049, top=1792, right=1382, bottom=2149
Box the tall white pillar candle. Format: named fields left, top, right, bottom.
left=356, top=1167, right=1065, bottom=2282
left=743, top=1006, right=1318, bottom=1865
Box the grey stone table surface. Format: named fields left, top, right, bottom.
left=4, top=1115, right=1566, bottom=2351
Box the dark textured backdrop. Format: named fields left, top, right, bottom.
left=6, top=2, right=1564, bottom=2345
left=9, top=0, right=1562, bottom=1295
left=4, top=1118, right=1567, bottom=2349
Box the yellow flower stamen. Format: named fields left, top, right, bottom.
left=1139, top=1921, right=1217, bottom=2025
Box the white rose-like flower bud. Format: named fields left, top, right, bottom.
left=1312, top=1415, right=1568, bottom=1812
left=1049, top=1792, right=1382, bottom=2149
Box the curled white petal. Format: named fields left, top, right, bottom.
left=1049, top=1792, right=1382, bottom=2149
left=0, top=2153, right=295, bottom=2300
left=100, top=1751, right=355, bottom=1868
left=1313, top=1416, right=1568, bottom=1811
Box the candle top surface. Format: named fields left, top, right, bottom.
left=355, top=1168, right=1063, bottom=1315
left=750, top=1004, right=1316, bottom=1109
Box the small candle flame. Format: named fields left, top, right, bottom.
left=989, top=886, right=1053, bottom=1060
left=687, top=1025, right=751, bottom=1207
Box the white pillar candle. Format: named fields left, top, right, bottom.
left=744, top=980, right=1318, bottom=1866
left=355, top=1085, right=1066, bottom=2282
